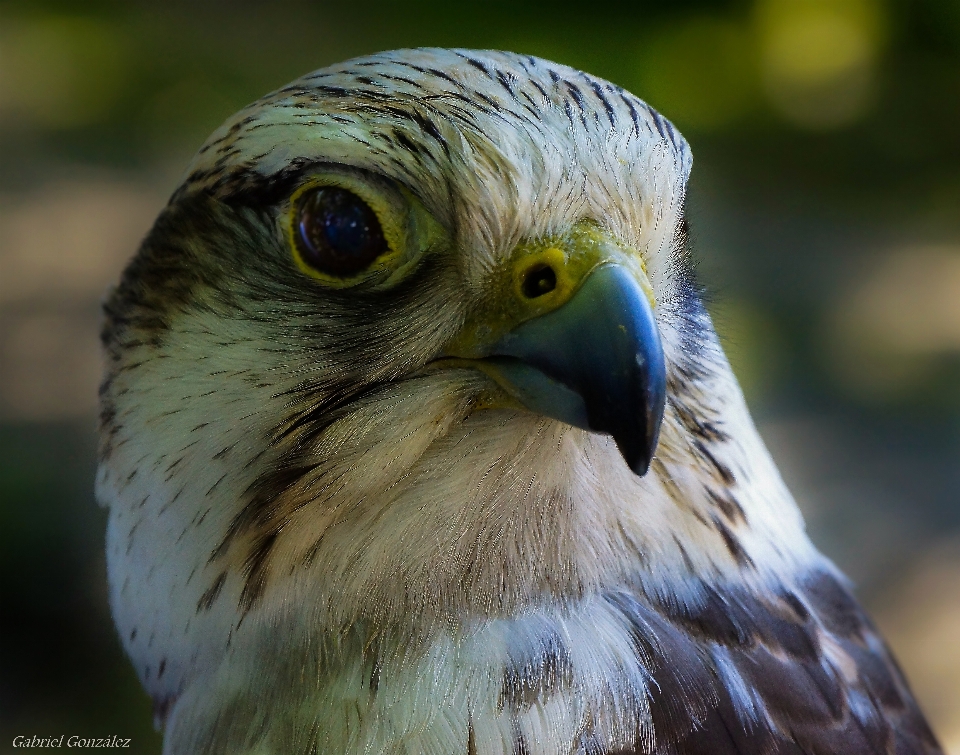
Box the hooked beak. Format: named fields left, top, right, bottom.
left=478, top=263, right=666, bottom=476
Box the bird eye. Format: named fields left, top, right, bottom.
left=294, top=186, right=389, bottom=277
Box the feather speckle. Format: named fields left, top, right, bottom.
left=97, top=49, right=941, bottom=754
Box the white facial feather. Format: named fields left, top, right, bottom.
left=98, top=49, right=836, bottom=754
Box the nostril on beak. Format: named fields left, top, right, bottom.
left=521, top=264, right=557, bottom=299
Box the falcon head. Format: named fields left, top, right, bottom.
left=97, top=49, right=938, bottom=755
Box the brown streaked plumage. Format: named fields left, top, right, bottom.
left=98, top=49, right=942, bottom=754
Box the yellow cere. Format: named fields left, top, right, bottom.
left=448, top=220, right=657, bottom=358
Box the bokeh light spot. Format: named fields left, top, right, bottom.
left=827, top=245, right=960, bottom=400
left=0, top=15, right=129, bottom=129
left=756, top=0, right=885, bottom=129
left=635, top=16, right=757, bottom=132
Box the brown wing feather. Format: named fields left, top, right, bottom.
left=605, top=570, right=943, bottom=755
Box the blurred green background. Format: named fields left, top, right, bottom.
left=1, top=0, right=959, bottom=752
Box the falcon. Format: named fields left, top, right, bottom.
left=97, top=48, right=943, bottom=754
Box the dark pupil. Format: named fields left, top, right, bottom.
left=296, top=187, right=388, bottom=276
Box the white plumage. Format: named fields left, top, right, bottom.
left=97, top=49, right=941, bottom=754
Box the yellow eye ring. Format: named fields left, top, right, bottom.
left=286, top=176, right=406, bottom=286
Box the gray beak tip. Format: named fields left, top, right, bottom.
left=490, top=264, right=667, bottom=477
